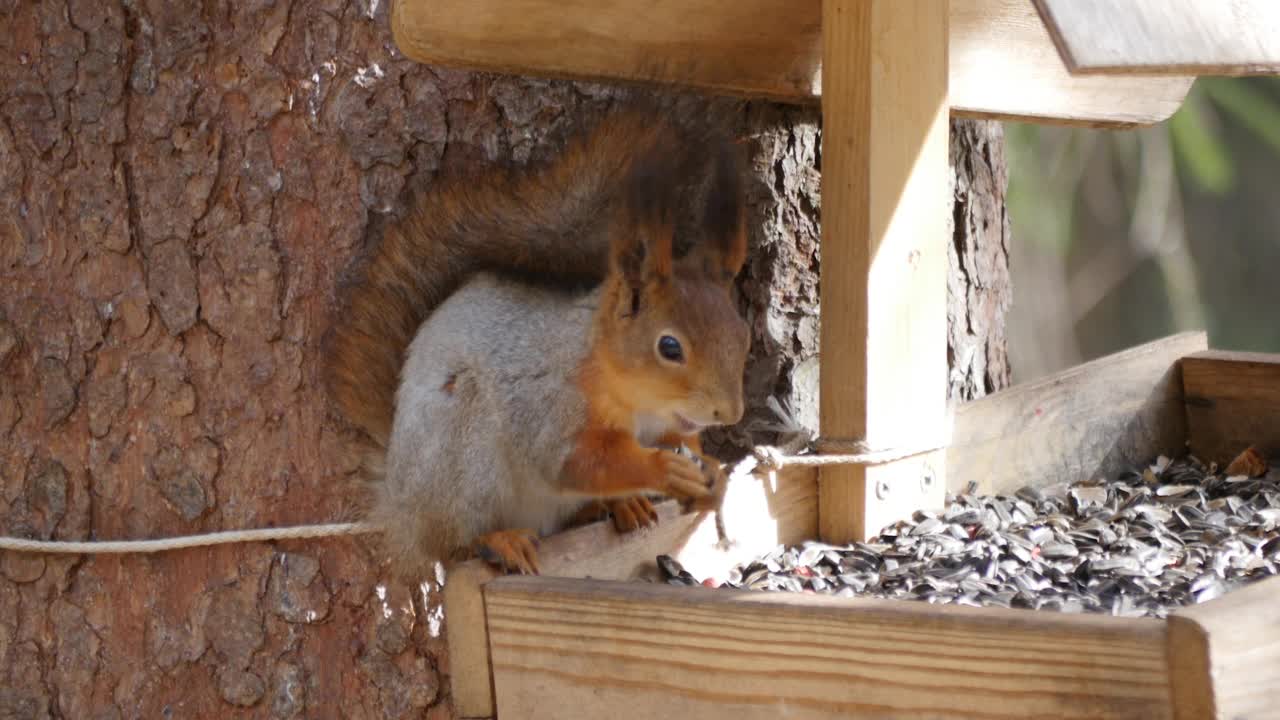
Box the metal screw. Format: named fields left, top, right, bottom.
left=921, top=465, right=936, bottom=493
left=875, top=479, right=891, bottom=500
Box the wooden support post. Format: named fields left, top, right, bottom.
left=818, top=0, right=950, bottom=542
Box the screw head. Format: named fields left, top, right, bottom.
left=875, top=479, right=891, bottom=499
left=921, top=465, right=936, bottom=493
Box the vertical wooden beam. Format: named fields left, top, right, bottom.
left=818, top=0, right=950, bottom=542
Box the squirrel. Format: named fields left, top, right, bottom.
left=325, top=102, right=751, bottom=579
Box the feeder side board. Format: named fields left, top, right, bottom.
left=817, top=0, right=948, bottom=544
left=446, top=465, right=819, bottom=718
left=947, top=331, right=1207, bottom=496
left=1166, top=575, right=1280, bottom=720
left=390, top=0, right=1195, bottom=127
left=444, top=563, right=497, bottom=719
left=484, top=576, right=1173, bottom=720
left=1033, top=0, right=1280, bottom=76
left=1181, top=350, right=1280, bottom=465
left=1165, top=615, right=1214, bottom=720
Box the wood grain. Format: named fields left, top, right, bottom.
left=390, top=0, right=1194, bottom=127
left=818, top=0, right=949, bottom=543
left=1033, top=0, right=1280, bottom=75
left=443, top=562, right=498, bottom=718
left=947, top=331, right=1207, bottom=496
left=485, top=576, right=1173, bottom=720
left=951, top=0, right=1191, bottom=126
left=1182, top=350, right=1280, bottom=465
left=1167, top=575, right=1280, bottom=719
left=445, top=464, right=817, bottom=717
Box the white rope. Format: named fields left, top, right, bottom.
left=1, top=429, right=949, bottom=556
left=751, top=437, right=948, bottom=470
left=0, top=438, right=945, bottom=556
left=0, top=522, right=378, bottom=555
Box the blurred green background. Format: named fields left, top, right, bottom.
left=1005, top=77, right=1280, bottom=382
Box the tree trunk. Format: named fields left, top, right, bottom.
left=0, top=2, right=1009, bottom=718
left=705, top=113, right=1012, bottom=455
left=947, top=119, right=1013, bottom=401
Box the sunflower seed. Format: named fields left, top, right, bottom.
left=1071, top=486, right=1108, bottom=511
left=707, top=453, right=1279, bottom=618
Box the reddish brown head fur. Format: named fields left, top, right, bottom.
left=584, top=131, right=751, bottom=436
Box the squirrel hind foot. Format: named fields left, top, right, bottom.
left=474, top=529, right=542, bottom=575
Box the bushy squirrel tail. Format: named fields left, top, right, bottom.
left=325, top=98, right=743, bottom=449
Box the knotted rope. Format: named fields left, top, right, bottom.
left=750, top=437, right=949, bottom=470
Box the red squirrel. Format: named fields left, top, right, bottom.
left=326, top=103, right=750, bottom=578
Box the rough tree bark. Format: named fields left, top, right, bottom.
left=0, top=2, right=1009, bottom=718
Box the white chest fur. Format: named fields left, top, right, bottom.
left=632, top=412, right=672, bottom=447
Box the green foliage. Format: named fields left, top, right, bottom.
left=1168, top=83, right=1234, bottom=195
left=1167, top=77, right=1280, bottom=196
left=1201, top=78, right=1280, bottom=158
left=1004, top=77, right=1280, bottom=361
left=1008, top=78, right=1280, bottom=209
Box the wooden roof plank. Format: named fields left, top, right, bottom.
left=1033, top=0, right=1280, bottom=76
left=391, top=0, right=1195, bottom=127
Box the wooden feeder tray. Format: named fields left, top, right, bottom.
left=386, top=0, right=1280, bottom=717
left=445, top=335, right=1280, bottom=719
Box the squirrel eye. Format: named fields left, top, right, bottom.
left=656, top=335, right=684, bottom=363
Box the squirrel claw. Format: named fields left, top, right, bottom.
left=608, top=496, right=659, bottom=533
left=475, top=529, right=542, bottom=575
left=656, top=450, right=712, bottom=501
left=686, top=459, right=728, bottom=513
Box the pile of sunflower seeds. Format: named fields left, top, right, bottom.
left=661, top=454, right=1280, bottom=618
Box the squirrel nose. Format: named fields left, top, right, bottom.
left=714, top=396, right=744, bottom=426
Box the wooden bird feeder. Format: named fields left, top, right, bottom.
left=388, top=1, right=1280, bottom=718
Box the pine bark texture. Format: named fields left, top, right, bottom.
left=0, top=2, right=1009, bottom=717
left=947, top=119, right=1013, bottom=402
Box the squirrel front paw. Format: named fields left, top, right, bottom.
left=607, top=496, right=660, bottom=533
left=652, top=449, right=711, bottom=502
left=686, top=457, right=727, bottom=513
left=474, top=528, right=541, bottom=575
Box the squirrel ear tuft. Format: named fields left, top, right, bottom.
left=683, top=139, right=748, bottom=285
left=611, top=146, right=677, bottom=290
left=610, top=222, right=674, bottom=291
